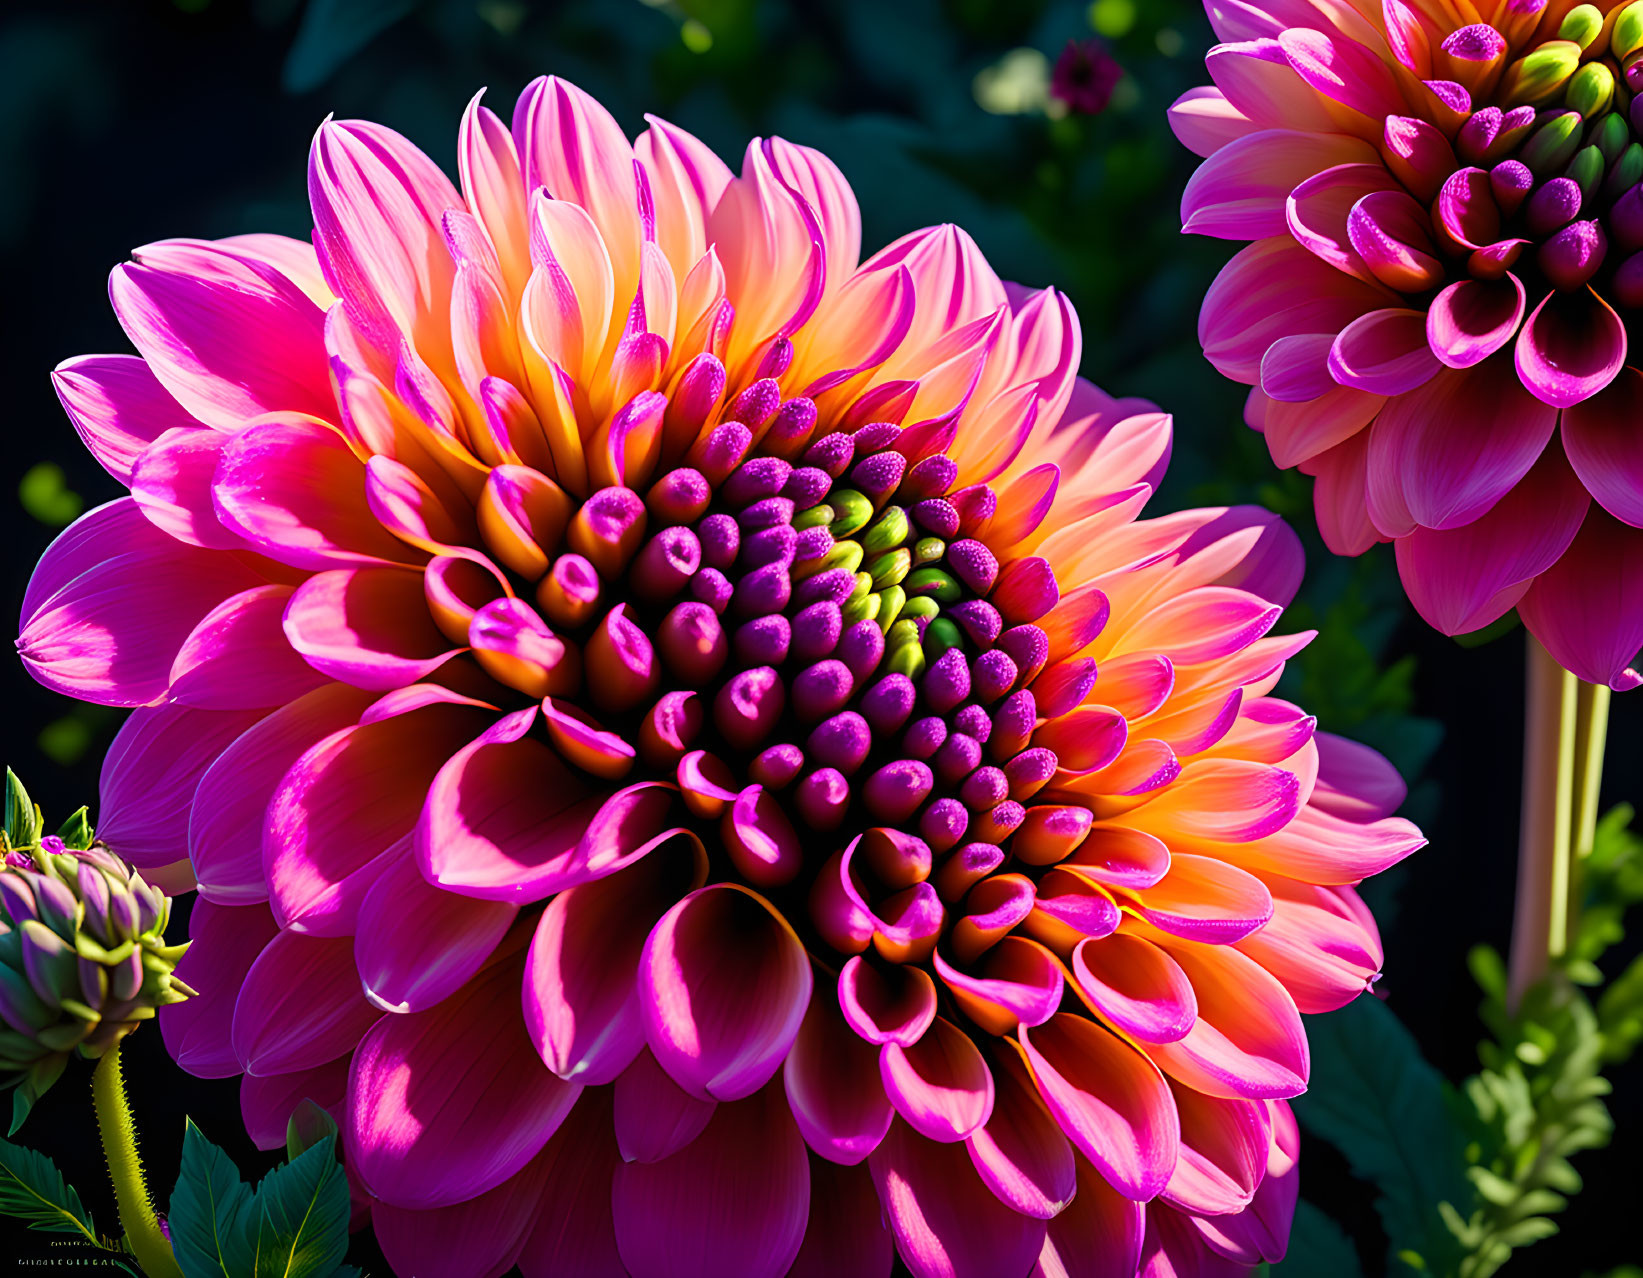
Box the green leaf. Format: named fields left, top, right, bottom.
left=285, top=1099, right=338, bottom=1164
left=54, top=806, right=94, bottom=851
left=0, top=1136, right=101, bottom=1244
left=1272, top=1199, right=1364, bottom=1277
left=1293, top=997, right=1473, bottom=1275
left=282, top=0, right=418, bottom=93
left=169, top=1119, right=257, bottom=1278
left=4, top=768, right=41, bottom=848
left=248, top=1134, right=350, bottom=1278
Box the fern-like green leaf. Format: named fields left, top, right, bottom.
left=0, top=1136, right=101, bottom=1244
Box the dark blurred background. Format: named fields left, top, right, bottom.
left=1, top=0, right=1639, bottom=1274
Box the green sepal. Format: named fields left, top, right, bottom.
left=54, top=808, right=94, bottom=852
left=925, top=617, right=964, bottom=659
left=4, top=771, right=41, bottom=851
left=860, top=506, right=909, bottom=555
left=1565, top=144, right=1604, bottom=201
left=876, top=585, right=907, bottom=634
left=903, top=567, right=961, bottom=604
left=1566, top=64, right=1615, bottom=124
left=867, top=547, right=912, bottom=590
left=1616, top=0, right=1643, bottom=59
left=286, top=1100, right=340, bottom=1163
left=827, top=490, right=873, bottom=537
left=1521, top=111, right=1584, bottom=176
left=1557, top=3, right=1604, bottom=49
left=792, top=504, right=833, bottom=531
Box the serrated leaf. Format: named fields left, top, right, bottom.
left=1294, top=997, right=1473, bottom=1275
left=1272, top=1199, right=1364, bottom=1277
left=169, top=1119, right=257, bottom=1278
left=0, top=1136, right=101, bottom=1243
left=282, top=0, right=419, bottom=93
left=248, top=1134, right=349, bottom=1278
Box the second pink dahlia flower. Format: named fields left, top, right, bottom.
left=1176, top=0, right=1643, bottom=688
left=21, top=77, right=1421, bottom=1278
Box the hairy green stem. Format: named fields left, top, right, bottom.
left=91, top=1042, right=182, bottom=1278
left=1508, top=639, right=1579, bottom=1009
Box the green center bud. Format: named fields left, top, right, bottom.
left=1566, top=61, right=1615, bottom=120
left=1502, top=40, right=1584, bottom=108
left=0, top=771, right=192, bottom=1133
left=1558, top=3, right=1606, bottom=49
left=1614, top=0, right=1643, bottom=61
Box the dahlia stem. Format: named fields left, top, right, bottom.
left=91, top=1041, right=183, bottom=1278
left=1507, top=638, right=1579, bottom=1010
left=1565, top=678, right=1612, bottom=943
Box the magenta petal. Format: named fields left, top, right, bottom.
left=231, top=929, right=380, bottom=1076
left=159, top=901, right=279, bottom=1078
left=1515, top=288, right=1628, bottom=409
left=283, top=566, right=459, bottom=690
left=52, top=354, right=200, bottom=484
left=1425, top=275, right=1525, bottom=368
left=1035, top=1156, right=1145, bottom=1278
left=190, top=682, right=376, bottom=906
left=18, top=531, right=264, bottom=708
left=212, top=415, right=421, bottom=570
left=614, top=1047, right=718, bottom=1163
left=417, top=710, right=639, bottom=902
left=964, top=1050, right=1075, bottom=1219
left=18, top=498, right=179, bottom=626
left=97, top=703, right=267, bottom=870
left=838, top=954, right=939, bottom=1047
left=613, top=1082, right=810, bottom=1278
left=375, top=1153, right=551, bottom=1278
left=869, top=1117, right=1047, bottom=1278
left=1161, top=1085, right=1270, bottom=1216
left=1019, top=1014, right=1179, bottom=1200
left=266, top=698, right=487, bottom=935
left=1366, top=358, right=1557, bottom=533
left=524, top=832, right=704, bottom=1084
left=130, top=427, right=245, bottom=549
left=1072, top=933, right=1198, bottom=1045
left=879, top=1016, right=995, bottom=1143
left=1395, top=443, right=1589, bottom=635
left=788, top=1156, right=895, bottom=1278
left=1327, top=307, right=1439, bottom=395
left=639, top=883, right=813, bottom=1101
left=168, top=584, right=330, bottom=709
left=515, top=1089, right=626, bottom=1278
left=239, top=1058, right=350, bottom=1150
left=108, top=260, right=333, bottom=429
left=348, top=955, right=583, bottom=1209
left=1519, top=510, right=1643, bottom=691
left=784, top=972, right=894, bottom=1165
left=355, top=851, right=516, bottom=1013
left=1563, top=366, right=1643, bottom=526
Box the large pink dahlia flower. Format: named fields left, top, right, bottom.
left=1176, top=0, right=1643, bottom=688
left=20, top=78, right=1422, bottom=1278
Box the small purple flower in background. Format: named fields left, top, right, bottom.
left=1050, top=39, right=1124, bottom=116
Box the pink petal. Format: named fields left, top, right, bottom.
left=355, top=851, right=516, bottom=1013
left=459, top=93, right=532, bottom=298
left=612, top=1082, right=809, bottom=1278
left=1277, top=29, right=1405, bottom=120
left=1262, top=384, right=1384, bottom=470
left=1019, top=1013, right=1179, bottom=1200
left=107, top=260, right=333, bottom=429
left=159, top=900, right=279, bottom=1077
left=169, top=584, right=330, bottom=709
left=1426, top=276, right=1525, bottom=368
left=1167, top=86, right=1257, bottom=158
left=348, top=955, right=583, bottom=1209
left=1134, top=854, right=1274, bottom=943
left=1183, top=130, right=1375, bottom=240
left=1072, top=933, right=1198, bottom=1044
left=614, top=1046, right=718, bottom=1163
left=239, top=1057, right=350, bottom=1149
left=639, top=883, right=813, bottom=1101
left=766, top=136, right=862, bottom=294
left=1221, top=802, right=1424, bottom=882
left=524, top=830, right=705, bottom=1085
left=869, top=1117, right=1047, bottom=1278
left=1035, top=1155, right=1146, bottom=1278
left=964, top=1049, right=1075, bottom=1219
left=1328, top=307, right=1440, bottom=396
left=190, top=682, right=377, bottom=906
left=1366, top=357, right=1557, bottom=534
left=18, top=498, right=180, bottom=625
left=18, top=531, right=264, bottom=707
left=211, top=413, right=424, bottom=570
left=1515, top=288, right=1628, bottom=408
left=1309, top=731, right=1405, bottom=821
left=1563, top=366, right=1643, bottom=526
left=1161, top=1085, right=1269, bottom=1216
left=129, top=427, right=243, bottom=549
left=784, top=971, right=894, bottom=1165
left=232, top=929, right=381, bottom=1076
left=1122, top=758, right=1301, bottom=845
left=838, top=956, right=939, bottom=1047
left=1519, top=509, right=1643, bottom=691
left=1307, top=430, right=1381, bottom=555
left=1236, top=877, right=1382, bottom=1014
left=637, top=115, right=735, bottom=282
left=515, top=1089, right=626, bottom=1278
left=96, top=702, right=266, bottom=871
left=789, top=1157, right=895, bottom=1278
left=1141, top=940, right=1308, bottom=1100
left=933, top=938, right=1065, bottom=1035
left=265, top=696, right=489, bottom=934
left=880, top=1015, right=995, bottom=1143
left=375, top=1153, right=552, bottom=1278
left=1395, top=442, right=1589, bottom=634
left=52, top=354, right=200, bottom=485
left=283, top=566, right=458, bottom=690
